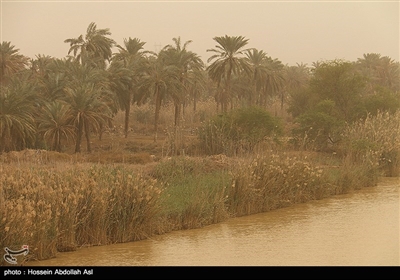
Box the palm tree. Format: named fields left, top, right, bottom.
left=37, top=101, right=76, bottom=152
left=160, top=37, right=204, bottom=126
left=356, top=53, right=400, bottom=94
left=282, top=63, right=310, bottom=110
left=207, top=35, right=252, bottom=112
left=30, top=55, right=65, bottom=101
left=111, top=37, right=148, bottom=138
left=64, top=22, right=116, bottom=67
left=137, top=55, right=181, bottom=142
left=261, top=57, right=285, bottom=108
left=375, top=56, right=399, bottom=91
left=0, top=75, right=37, bottom=152
left=30, top=54, right=53, bottom=78
left=0, top=41, right=30, bottom=86
left=63, top=83, right=113, bottom=153
left=245, top=48, right=270, bottom=106
left=283, top=63, right=310, bottom=91
left=187, top=67, right=207, bottom=112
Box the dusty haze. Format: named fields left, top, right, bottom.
left=1, top=0, right=399, bottom=65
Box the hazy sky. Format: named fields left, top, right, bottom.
left=1, top=0, right=399, bottom=66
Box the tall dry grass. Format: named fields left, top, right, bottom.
left=340, top=110, right=400, bottom=176
left=227, top=153, right=329, bottom=216
left=0, top=163, right=162, bottom=264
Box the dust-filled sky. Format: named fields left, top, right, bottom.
left=1, top=0, right=399, bottom=66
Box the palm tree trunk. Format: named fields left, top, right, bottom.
left=193, top=88, right=197, bottom=112
left=0, top=132, right=6, bottom=153
left=124, top=102, right=131, bottom=138
left=75, top=120, right=83, bottom=153
left=174, top=102, right=181, bottom=127
left=84, top=120, right=92, bottom=153
left=222, top=89, right=228, bottom=113
left=154, top=88, right=161, bottom=142
left=54, top=131, right=61, bottom=152
left=225, top=63, right=232, bottom=112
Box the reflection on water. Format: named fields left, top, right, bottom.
left=28, top=177, right=399, bottom=266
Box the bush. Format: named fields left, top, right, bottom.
left=291, top=100, right=344, bottom=151
left=198, top=106, right=283, bottom=156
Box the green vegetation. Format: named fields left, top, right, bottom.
left=198, top=106, right=282, bottom=155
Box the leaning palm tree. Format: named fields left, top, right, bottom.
left=37, top=101, right=76, bottom=152
left=207, top=35, right=252, bottom=112
left=64, top=22, right=116, bottom=67
left=0, top=41, right=30, bottom=86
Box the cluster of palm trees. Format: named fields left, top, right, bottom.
left=1, top=22, right=398, bottom=154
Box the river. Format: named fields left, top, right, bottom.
left=27, top=177, right=399, bottom=266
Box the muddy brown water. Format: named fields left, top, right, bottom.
left=27, top=177, right=399, bottom=266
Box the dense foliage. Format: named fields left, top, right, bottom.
left=198, top=106, right=282, bottom=155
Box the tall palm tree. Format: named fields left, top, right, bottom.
left=59, top=59, right=115, bottom=152
left=111, top=37, right=148, bottom=138
left=137, top=55, right=181, bottom=142
left=207, top=35, right=252, bottom=112
left=245, top=48, right=270, bottom=106
left=160, top=37, right=204, bottom=126
left=63, top=83, right=113, bottom=153
left=262, top=56, right=285, bottom=106
left=187, top=67, right=207, bottom=112
left=37, top=101, right=76, bottom=152
left=0, top=41, right=30, bottom=86
left=64, top=22, right=116, bottom=67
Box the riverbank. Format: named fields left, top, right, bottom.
left=23, top=177, right=399, bottom=266
left=0, top=149, right=383, bottom=266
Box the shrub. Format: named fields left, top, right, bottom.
left=291, top=100, right=344, bottom=151
left=198, top=106, right=283, bottom=156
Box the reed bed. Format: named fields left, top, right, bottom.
left=340, top=110, right=400, bottom=177
left=1, top=163, right=162, bottom=264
